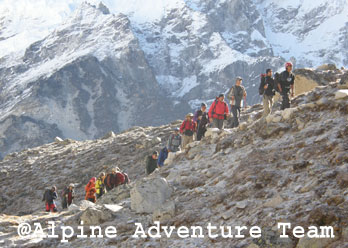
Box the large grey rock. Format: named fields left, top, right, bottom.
left=130, top=177, right=173, bottom=214
left=335, top=90, right=348, bottom=99
left=80, top=207, right=113, bottom=225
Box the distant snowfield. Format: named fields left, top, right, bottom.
left=0, top=0, right=347, bottom=65
left=0, top=0, right=184, bottom=57
left=254, top=0, right=348, bottom=66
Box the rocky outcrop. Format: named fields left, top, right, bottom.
left=130, top=176, right=173, bottom=214
left=0, top=73, right=348, bottom=247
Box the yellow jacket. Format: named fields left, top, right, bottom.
left=95, top=177, right=104, bottom=194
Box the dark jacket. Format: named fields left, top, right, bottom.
left=280, top=71, right=295, bottom=92
left=158, top=147, right=168, bottom=167
left=146, top=155, right=158, bottom=175
left=43, top=189, right=57, bottom=204
left=195, top=110, right=209, bottom=130
left=260, top=76, right=276, bottom=96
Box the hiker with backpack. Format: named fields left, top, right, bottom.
left=193, top=103, right=209, bottom=140
left=104, top=167, right=126, bottom=191
left=228, top=77, right=247, bottom=128
left=158, top=147, right=168, bottom=167
left=42, top=186, right=58, bottom=213
left=85, top=177, right=96, bottom=203
left=61, top=183, right=75, bottom=209
left=259, top=69, right=276, bottom=117
left=278, top=62, right=295, bottom=110
left=180, top=113, right=196, bottom=148
left=167, top=127, right=181, bottom=152
left=146, top=151, right=159, bottom=175
left=208, top=94, right=229, bottom=130
left=95, top=172, right=106, bottom=199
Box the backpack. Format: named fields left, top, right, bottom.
left=43, top=189, right=50, bottom=202
left=274, top=72, right=281, bottom=92
left=259, top=74, right=266, bottom=95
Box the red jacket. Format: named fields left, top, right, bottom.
left=208, top=100, right=229, bottom=119
left=180, top=120, right=196, bottom=133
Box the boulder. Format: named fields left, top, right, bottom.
left=317, top=64, right=337, bottom=71
left=67, top=204, right=80, bottom=211
left=80, top=207, right=113, bottom=225
left=55, top=137, right=75, bottom=145
left=131, top=177, right=173, bottom=213
left=334, top=90, right=348, bottom=100
left=152, top=200, right=175, bottom=222
left=98, top=185, right=131, bottom=204
left=236, top=201, right=248, bottom=209
left=338, top=72, right=348, bottom=89
left=54, top=137, right=64, bottom=143
left=336, top=173, right=348, bottom=188
left=239, top=122, right=248, bottom=131
left=101, top=131, right=116, bottom=140
left=205, top=128, right=220, bottom=138
left=264, top=194, right=284, bottom=208
left=296, top=237, right=334, bottom=248
left=266, top=113, right=282, bottom=124
left=79, top=200, right=97, bottom=209
left=282, top=108, right=296, bottom=120
left=164, top=151, right=182, bottom=165
left=103, top=204, right=123, bottom=213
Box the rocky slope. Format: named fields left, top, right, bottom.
left=1, top=0, right=348, bottom=157
left=0, top=69, right=348, bottom=247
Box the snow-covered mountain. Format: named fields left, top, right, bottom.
left=0, top=0, right=347, bottom=157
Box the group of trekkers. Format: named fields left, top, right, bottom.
left=145, top=62, right=295, bottom=175
left=43, top=62, right=296, bottom=208
left=42, top=167, right=129, bottom=212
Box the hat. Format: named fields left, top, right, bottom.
left=152, top=151, right=159, bottom=156
left=218, top=93, right=225, bottom=98
left=285, top=62, right=293, bottom=69
left=236, top=76, right=243, bottom=81
left=69, top=183, right=74, bottom=188
left=201, top=102, right=207, bottom=107
left=186, top=113, right=194, bottom=118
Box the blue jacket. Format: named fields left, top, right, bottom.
left=158, top=147, right=168, bottom=167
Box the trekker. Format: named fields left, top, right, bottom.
left=104, top=168, right=126, bottom=191
left=158, top=147, right=168, bottom=167
left=208, top=94, right=229, bottom=130
left=228, top=77, right=247, bottom=128
left=61, top=184, right=75, bottom=209
left=180, top=113, right=196, bottom=148
left=278, top=62, right=295, bottom=110
left=85, top=177, right=96, bottom=203
left=259, top=69, right=276, bottom=117
left=194, top=103, right=209, bottom=140
left=146, top=151, right=159, bottom=175
left=167, top=128, right=181, bottom=152
left=95, top=172, right=106, bottom=199
left=43, top=186, right=58, bottom=213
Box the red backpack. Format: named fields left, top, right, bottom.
left=115, top=172, right=125, bottom=186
